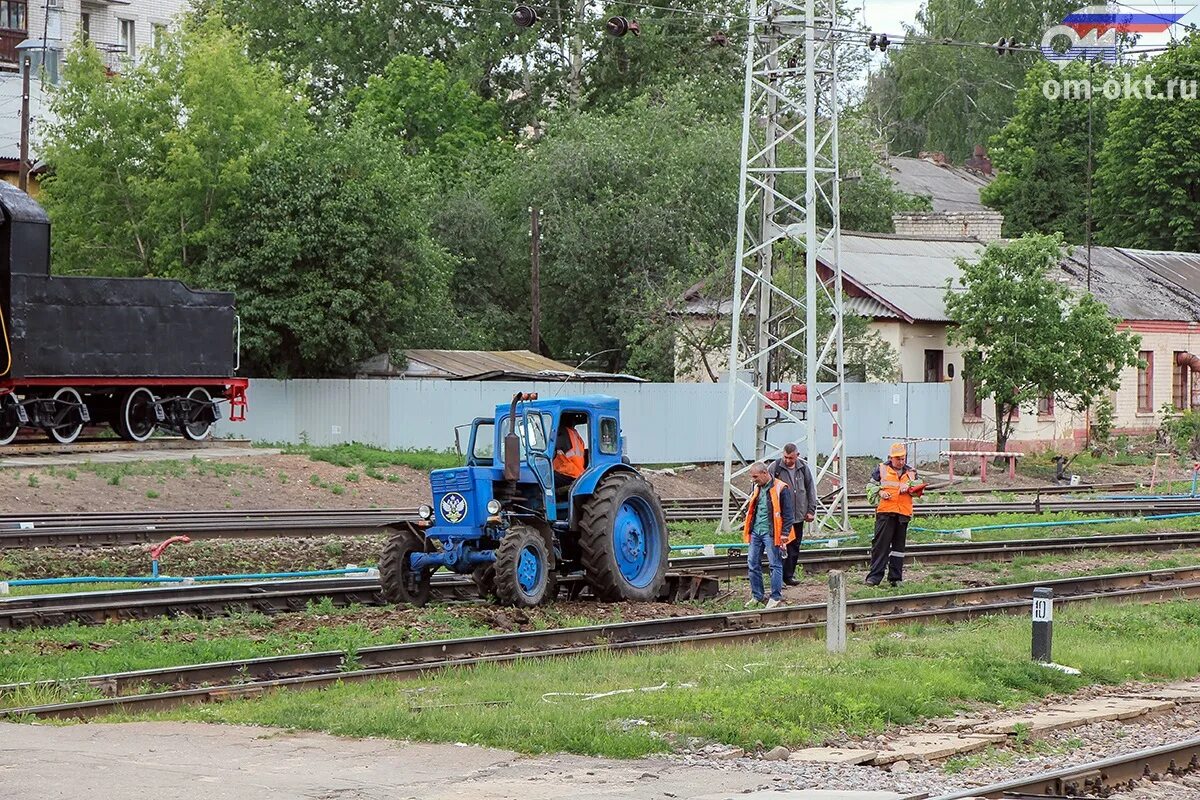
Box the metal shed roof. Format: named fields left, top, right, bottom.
left=886, top=156, right=992, bottom=213
left=404, top=350, right=575, bottom=377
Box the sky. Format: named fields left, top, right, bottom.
left=856, top=0, right=1200, bottom=57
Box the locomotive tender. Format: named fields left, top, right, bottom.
left=0, top=182, right=246, bottom=444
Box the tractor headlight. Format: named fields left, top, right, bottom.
left=486, top=499, right=502, bottom=515
left=418, top=504, right=433, bottom=520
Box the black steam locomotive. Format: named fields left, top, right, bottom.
left=0, top=182, right=247, bottom=444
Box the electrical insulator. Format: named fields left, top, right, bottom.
left=995, top=37, right=1019, bottom=55
left=511, top=5, right=538, bottom=28
left=606, top=16, right=640, bottom=37
left=868, top=33, right=889, bottom=51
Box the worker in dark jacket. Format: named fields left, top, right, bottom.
left=742, top=461, right=796, bottom=609
left=769, top=443, right=816, bottom=586
left=865, top=443, right=923, bottom=586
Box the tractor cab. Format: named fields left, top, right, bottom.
left=380, top=392, right=667, bottom=609
left=456, top=395, right=627, bottom=523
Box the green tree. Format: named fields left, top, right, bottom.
left=352, top=55, right=507, bottom=179
left=40, top=15, right=307, bottom=278
left=1094, top=34, right=1200, bottom=251
left=198, top=123, right=457, bottom=378
left=944, top=234, right=1141, bottom=452
left=433, top=86, right=921, bottom=379
left=982, top=60, right=1114, bottom=241
left=868, top=0, right=1074, bottom=161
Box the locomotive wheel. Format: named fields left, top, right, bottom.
left=494, top=525, right=555, bottom=607
left=114, top=387, right=158, bottom=443
left=579, top=472, right=669, bottom=601
left=0, top=394, right=20, bottom=445
left=181, top=387, right=215, bottom=441
left=46, top=387, right=85, bottom=445
left=379, top=527, right=433, bottom=607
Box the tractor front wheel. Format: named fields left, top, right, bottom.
left=493, top=525, right=554, bottom=607
left=579, top=472, right=669, bottom=601
left=379, top=527, right=433, bottom=607
left=472, top=564, right=497, bottom=600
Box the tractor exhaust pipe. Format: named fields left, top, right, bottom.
left=504, top=392, right=538, bottom=482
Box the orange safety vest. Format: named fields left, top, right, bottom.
left=742, top=478, right=795, bottom=546
left=553, top=426, right=586, bottom=479
left=876, top=462, right=917, bottom=517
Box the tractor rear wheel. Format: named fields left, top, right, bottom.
left=579, top=472, right=669, bottom=601
left=379, top=527, right=433, bottom=607
left=493, top=525, right=555, bottom=607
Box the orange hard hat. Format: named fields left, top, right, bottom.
left=888, top=443, right=907, bottom=458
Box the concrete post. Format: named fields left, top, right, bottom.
left=827, top=570, right=846, bottom=653
left=1032, top=587, right=1053, bottom=662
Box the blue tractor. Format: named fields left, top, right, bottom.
left=379, top=393, right=670, bottom=607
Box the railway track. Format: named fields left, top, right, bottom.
left=1, top=492, right=1198, bottom=548
left=3, top=567, right=1197, bottom=721
left=931, top=735, right=1200, bottom=799
left=5, top=530, right=1200, bottom=629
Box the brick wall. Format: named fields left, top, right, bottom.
left=892, top=211, right=1004, bottom=243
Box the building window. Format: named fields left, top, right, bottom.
left=1137, top=350, right=1154, bottom=413
left=964, top=374, right=983, bottom=419
left=924, top=349, right=944, bottom=383
left=152, top=23, right=166, bottom=49
left=1174, top=352, right=1191, bottom=410
left=120, top=18, right=135, bottom=58
left=80, top=11, right=89, bottom=40
left=1038, top=394, right=1054, bottom=417
left=0, top=0, right=27, bottom=31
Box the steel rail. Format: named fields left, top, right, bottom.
left=4, top=531, right=1200, bottom=629
left=928, top=735, right=1200, bottom=799
left=3, top=567, right=1198, bottom=720
left=4, top=495, right=1200, bottom=548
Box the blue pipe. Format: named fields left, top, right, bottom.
left=911, top=510, right=1200, bottom=536
left=6, top=567, right=373, bottom=588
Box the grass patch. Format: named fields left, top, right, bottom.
left=282, top=443, right=461, bottom=473
left=131, top=601, right=1200, bottom=757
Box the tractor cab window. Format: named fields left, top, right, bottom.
left=599, top=417, right=619, bottom=455
left=470, top=421, right=495, bottom=464
left=497, top=414, right=550, bottom=456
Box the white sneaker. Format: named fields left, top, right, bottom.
left=765, top=598, right=782, bottom=609
left=745, top=599, right=763, bottom=608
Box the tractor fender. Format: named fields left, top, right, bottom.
left=567, top=462, right=638, bottom=528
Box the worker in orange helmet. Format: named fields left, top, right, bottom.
left=865, top=442, right=924, bottom=587
left=553, top=424, right=586, bottom=484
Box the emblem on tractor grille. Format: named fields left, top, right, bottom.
left=440, top=492, right=468, bottom=524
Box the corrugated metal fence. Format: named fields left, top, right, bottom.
left=214, top=379, right=949, bottom=464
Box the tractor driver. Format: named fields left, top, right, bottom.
left=553, top=423, right=586, bottom=487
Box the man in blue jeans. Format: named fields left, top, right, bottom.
left=742, top=461, right=796, bottom=609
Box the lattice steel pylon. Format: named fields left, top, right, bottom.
left=719, top=0, right=849, bottom=533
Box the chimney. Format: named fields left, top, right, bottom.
left=964, top=145, right=993, bottom=177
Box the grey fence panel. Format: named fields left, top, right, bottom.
left=214, top=379, right=948, bottom=463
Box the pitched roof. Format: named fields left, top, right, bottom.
left=886, top=156, right=992, bottom=213
left=829, top=232, right=984, bottom=323
left=1059, top=246, right=1200, bottom=321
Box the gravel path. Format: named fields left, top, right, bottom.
left=664, top=682, right=1200, bottom=797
